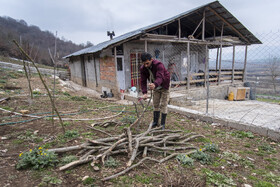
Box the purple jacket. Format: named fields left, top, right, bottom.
left=140, top=59, right=170, bottom=94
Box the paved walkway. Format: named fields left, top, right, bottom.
left=168, top=99, right=280, bottom=141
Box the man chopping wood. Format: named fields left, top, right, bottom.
left=140, top=52, right=170, bottom=130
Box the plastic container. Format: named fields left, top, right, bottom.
left=228, top=92, right=234, bottom=101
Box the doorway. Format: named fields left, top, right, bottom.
left=116, top=56, right=125, bottom=90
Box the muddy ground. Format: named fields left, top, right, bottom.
left=0, top=68, right=279, bottom=187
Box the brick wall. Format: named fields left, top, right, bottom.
left=100, top=56, right=116, bottom=82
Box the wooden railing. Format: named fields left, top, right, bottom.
left=171, top=69, right=244, bottom=87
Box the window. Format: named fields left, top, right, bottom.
left=117, top=58, right=123, bottom=71
left=88, top=55, right=92, bottom=62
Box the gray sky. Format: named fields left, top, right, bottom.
left=1, top=0, right=279, bottom=45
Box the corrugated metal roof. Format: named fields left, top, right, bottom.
left=64, top=1, right=261, bottom=59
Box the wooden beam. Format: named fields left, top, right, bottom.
left=206, top=6, right=250, bottom=44
left=243, top=45, right=248, bottom=82
left=139, top=37, right=233, bottom=46
left=195, top=12, right=222, bottom=34
left=218, top=23, right=224, bottom=85
left=186, top=16, right=214, bottom=36
left=192, top=18, right=204, bottom=36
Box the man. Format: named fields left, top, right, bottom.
left=140, top=52, right=170, bottom=130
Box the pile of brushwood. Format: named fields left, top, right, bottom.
left=49, top=119, right=204, bottom=181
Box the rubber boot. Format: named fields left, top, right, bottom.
left=161, top=113, right=167, bottom=130
left=152, top=111, right=160, bottom=128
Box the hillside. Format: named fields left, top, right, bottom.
left=0, top=16, right=90, bottom=67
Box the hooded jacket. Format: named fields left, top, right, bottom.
left=140, top=59, right=170, bottom=94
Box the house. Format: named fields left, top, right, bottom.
left=64, top=1, right=261, bottom=99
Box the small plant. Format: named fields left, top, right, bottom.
left=83, top=177, right=95, bottom=185
left=176, top=154, right=194, bottom=166
left=135, top=174, right=153, bottom=184
left=204, top=143, right=220, bottom=153
left=221, top=151, right=241, bottom=162
left=258, top=144, right=275, bottom=153
left=16, top=147, right=58, bottom=170
left=202, top=168, right=236, bottom=186
left=60, top=155, right=78, bottom=165
left=39, top=176, right=62, bottom=186
left=63, top=91, right=71, bottom=96
left=32, top=90, right=41, bottom=95
left=104, top=156, right=119, bottom=168
left=62, top=121, right=71, bottom=126
left=63, top=130, right=79, bottom=139
left=230, top=131, right=254, bottom=139
left=263, top=172, right=280, bottom=184
left=255, top=181, right=275, bottom=187
left=120, top=115, right=137, bottom=124
left=190, top=149, right=212, bottom=165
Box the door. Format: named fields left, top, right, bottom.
left=116, top=56, right=125, bottom=90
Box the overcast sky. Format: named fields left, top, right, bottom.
left=1, top=0, right=279, bottom=45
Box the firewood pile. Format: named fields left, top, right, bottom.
left=49, top=121, right=204, bottom=181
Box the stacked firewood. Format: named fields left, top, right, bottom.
left=49, top=122, right=204, bottom=181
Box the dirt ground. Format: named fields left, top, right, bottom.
left=0, top=68, right=280, bottom=187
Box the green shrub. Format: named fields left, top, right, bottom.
left=176, top=154, right=194, bottom=166
left=190, top=149, right=212, bottom=165
left=16, top=147, right=58, bottom=170
left=205, top=143, right=220, bottom=153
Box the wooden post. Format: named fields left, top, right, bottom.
left=204, top=45, right=207, bottom=87
left=205, top=44, right=209, bottom=114
left=215, top=48, right=219, bottom=72
left=214, top=27, right=216, bottom=38
left=232, top=45, right=235, bottom=83
left=243, top=45, right=248, bottom=82
left=114, top=47, right=118, bottom=90
left=93, top=56, right=98, bottom=87
left=218, top=23, right=224, bottom=85
left=187, top=42, right=190, bottom=90
left=202, top=9, right=205, bottom=41
left=145, top=40, right=147, bottom=52
left=178, top=19, right=181, bottom=39
left=136, top=53, right=139, bottom=91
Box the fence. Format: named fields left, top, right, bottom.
left=144, top=31, right=280, bottom=135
